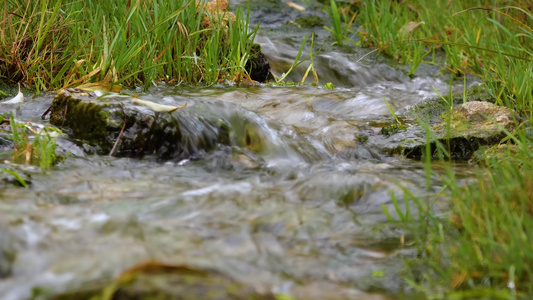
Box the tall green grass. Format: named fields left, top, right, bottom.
left=386, top=136, right=533, bottom=298
left=0, top=0, right=257, bottom=91
left=378, top=101, right=533, bottom=297
left=324, top=0, right=359, bottom=47
left=332, top=0, right=533, bottom=114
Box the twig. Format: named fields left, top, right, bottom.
left=60, top=101, right=69, bottom=129
left=41, top=106, right=52, bottom=120
left=109, top=104, right=127, bottom=157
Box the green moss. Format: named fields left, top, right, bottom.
left=49, top=92, right=112, bottom=150
left=92, top=265, right=275, bottom=300
left=380, top=124, right=407, bottom=137
left=440, top=110, right=472, bottom=133
left=324, top=82, right=335, bottom=90
left=292, top=15, right=324, bottom=28
left=245, top=44, right=272, bottom=82
left=355, top=134, right=368, bottom=143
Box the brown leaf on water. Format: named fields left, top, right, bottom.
left=167, top=102, right=188, bottom=113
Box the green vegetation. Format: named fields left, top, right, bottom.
left=332, top=0, right=532, bottom=115
left=324, top=0, right=358, bottom=47
left=1, top=112, right=61, bottom=171
left=324, top=0, right=533, bottom=297
left=382, top=130, right=533, bottom=298
left=0, top=168, right=28, bottom=187
left=324, top=82, right=335, bottom=90
left=0, top=0, right=257, bottom=91
left=0, top=112, right=63, bottom=187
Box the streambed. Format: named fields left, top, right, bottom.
left=0, top=2, right=482, bottom=299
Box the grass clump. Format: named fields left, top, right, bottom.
left=380, top=114, right=533, bottom=297
left=324, top=0, right=359, bottom=47
left=0, top=0, right=257, bottom=91
left=391, top=143, right=533, bottom=298
left=1, top=112, right=61, bottom=171
left=330, top=0, right=533, bottom=115
left=444, top=155, right=533, bottom=297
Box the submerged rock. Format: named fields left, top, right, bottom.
left=0, top=163, right=32, bottom=188
left=0, top=221, right=16, bottom=278
left=44, top=261, right=275, bottom=300
left=290, top=15, right=325, bottom=28
left=104, top=261, right=275, bottom=300
left=367, top=101, right=517, bottom=160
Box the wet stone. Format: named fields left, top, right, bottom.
left=292, top=15, right=325, bottom=28
left=49, top=90, right=230, bottom=160
left=245, top=44, right=273, bottom=83
left=434, top=100, right=516, bottom=139
left=102, top=262, right=275, bottom=300
left=367, top=101, right=517, bottom=160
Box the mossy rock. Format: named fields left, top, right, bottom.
left=292, top=15, right=324, bottom=28
left=48, top=89, right=285, bottom=160
left=434, top=101, right=516, bottom=140
left=49, top=89, right=230, bottom=159
left=45, top=262, right=275, bottom=300
left=470, top=144, right=533, bottom=166
left=367, top=101, right=517, bottom=160
left=101, top=262, right=275, bottom=300
left=245, top=44, right=272, bottom=82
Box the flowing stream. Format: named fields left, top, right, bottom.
left=0, top=1, right=481, bottom=299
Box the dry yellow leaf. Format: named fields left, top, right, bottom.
left=286, top=1, right=305, bottom=11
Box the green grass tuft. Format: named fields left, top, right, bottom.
left=0, top=0, right=257, bottom=91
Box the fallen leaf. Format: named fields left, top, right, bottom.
left=286, top=1, right=305, bottom=11
left=131, top=98, right=187, bottom=113
left=400, top=21, right=425, bottom=35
